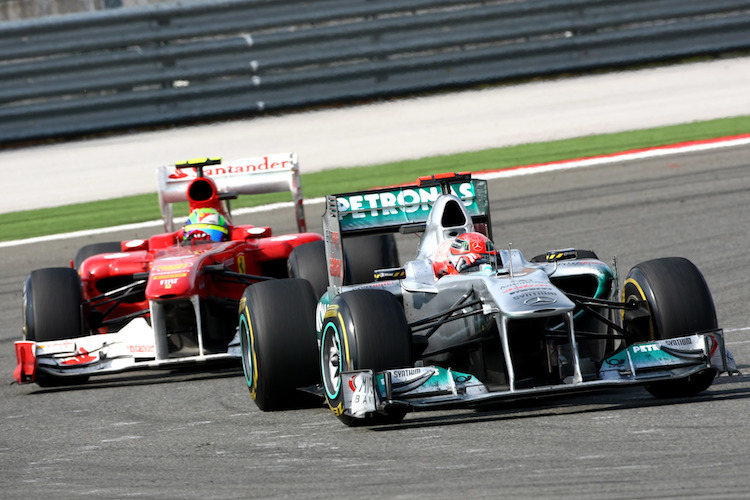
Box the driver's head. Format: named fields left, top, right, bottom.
left=183, top=208, right=229, bottom=242
left=448, top=232, right=497, bottom=274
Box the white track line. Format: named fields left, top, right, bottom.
left=2, top=134, right=749, bottom=249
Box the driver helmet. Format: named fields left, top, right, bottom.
left=433, top=232, right=497, bottom=276
left=183, top=208, right=230, bottom=242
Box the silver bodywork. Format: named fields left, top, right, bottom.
left=318, top=177, right=736, bottom=420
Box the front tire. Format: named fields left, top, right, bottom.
left=23, top=268, right=89, bottom=386
left=622, top=257, right=718, bottom=398
left=320, top=289, right=411, bottom=426
left=239, top=279, right=319, bottom=410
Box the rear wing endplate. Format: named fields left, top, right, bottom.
left=157, top=152, right=305, bottom=232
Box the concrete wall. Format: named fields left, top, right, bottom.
left=0, top=0, right=170, bottom=20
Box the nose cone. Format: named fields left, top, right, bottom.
left=488, top=270, right=575, bottom=318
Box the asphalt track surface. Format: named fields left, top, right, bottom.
left=2, top=145, right=750, bottom=499
left=2, top=56, right=750, bottom=213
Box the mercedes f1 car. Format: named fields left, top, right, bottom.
left=239, top=172, right=736, bottom=425
left=15, top=153, right=328, bottom=386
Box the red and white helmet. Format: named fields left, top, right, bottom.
left=432, top=232, right=498, bottom=276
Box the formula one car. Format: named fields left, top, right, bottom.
left=15, top=153, right=331, bottom=386
left=239, top=172, right=736, bottom=425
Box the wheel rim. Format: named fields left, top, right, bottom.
left=321, top=322, right=344, bottom=400
left=238, top=305, right=257, bottom=398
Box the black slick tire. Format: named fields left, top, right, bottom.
left=287, top=240, right=328, bottom=300
left=239, top=279, right=319, bottom=410
left=73, top=241, right=122, bottom=269
left=23, top=267, right=89, bottom=386
left=343, top=234, right=399, bottom=285
left=622, top=257, right=718, bottom=398
left=320, top=289, right=411, bottom=426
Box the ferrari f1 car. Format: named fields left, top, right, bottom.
left=239, top=172, right=736, bottom=425
left=15, top=153, right=330, bottom=386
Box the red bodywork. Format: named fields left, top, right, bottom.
left=14, top=153, right=322, bottom=384
left=79, top=163, right=321, bottom=336
left=79, top=226, right=321, bottom=332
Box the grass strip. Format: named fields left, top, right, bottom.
left=3, top=114, right=750, bottom=242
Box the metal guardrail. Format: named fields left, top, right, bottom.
left=1, top=0, right=749, bottom=144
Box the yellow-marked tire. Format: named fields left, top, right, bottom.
left=622, top=257, right=717, bottom=398
left=239, top=279, right=319, bottom=411
left=320, top=289, right=411, bottom=426
left=24, top=267, right=89, bottom=386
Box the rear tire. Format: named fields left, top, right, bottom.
left=320, top=289, right=411, bottom=426
left=344, top=234, right=399, bottom=285
left=73, top=241, right=122, bottom=269
left=23, top=268, right=89, bottom=386
left=239, top=279, right=319, bottom=410
left=287, top=240, right=328, bottom=300
left=622, top=257, right=717, bottom=398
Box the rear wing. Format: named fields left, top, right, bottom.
left=322, top=173, right=492, bottom=289
left=157, top=152, right=305, bottom=232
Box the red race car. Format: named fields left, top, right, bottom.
left=15, top=153, right=343, bottom=386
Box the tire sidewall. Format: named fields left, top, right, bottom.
left=320, top=289, right=411, bottom=423
left=320, top=300, right=356, bottom=419
left=238, top=292, right=259, bottom=401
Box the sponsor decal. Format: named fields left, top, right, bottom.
left=632, top=344, right=661, bottom=353
left=160, top=279, right=179, bottom=289
left=151, top=272, right=188, bottom=280
left=329, top=257, right=342, bottom=279
left=335, top=182, right=484, bottom=230
left=154, top=262, right=193, bottom=272
left=387, top=367, right=440, bottom=395
left=523, top=296, right=557, bottom=306
left=37, top=340, right=75, bottom=350
left=128, top=345, right=155, bottom=354
left=337, top=183, right=474, bottom=219
left=325, top=230, right=340, bottom=245
left=663, top=337, right=695, bottom=347
left=502, top=282, right=552, bottom=294
left=237, top=254, right=246, bottom=275
left=392, top=368, right=427, bottom=379
left=168, top=156, right=292, bottom=180
left=329, top=401, right=345, bottom=416
left=348, top=372, right=375, bottom=417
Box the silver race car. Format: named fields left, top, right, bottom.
left=239, top=173, right=736, bottom=425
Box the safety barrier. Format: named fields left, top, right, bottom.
left=1, top=0, right=749, bottom=144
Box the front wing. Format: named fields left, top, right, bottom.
left=338, top=331, right=736, bottom=419
left=14, top=318, right=242, bottom=384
